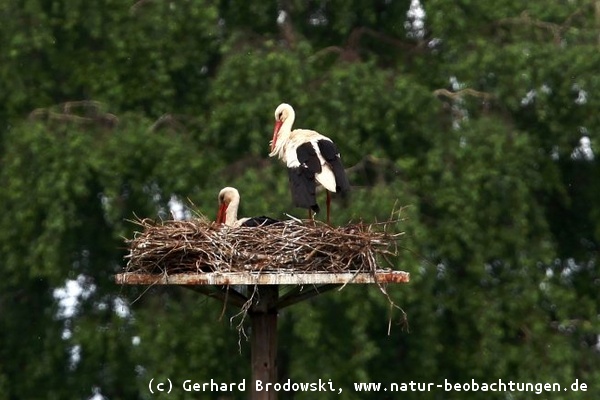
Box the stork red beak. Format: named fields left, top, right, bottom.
left=271, top=120, right=283, bottom=151
left=216, top=203, right=228, bottom=224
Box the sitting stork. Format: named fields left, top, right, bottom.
left=216, top=187, right=279, bottom=227
left=269, top=103, right=350, bottom=224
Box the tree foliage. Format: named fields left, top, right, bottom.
left=1, top=0, right=599, bottom=399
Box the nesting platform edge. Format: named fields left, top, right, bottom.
left=115, top=270, right=410, bottom=286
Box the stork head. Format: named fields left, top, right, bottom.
left=216, top=187, right=240, bottom=224
left=271, top=103, right=294, bottom=153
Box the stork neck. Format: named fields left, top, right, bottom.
left=225, top=197, right=240, bottom=226
left=270, top=112, right=295, bottom=158
left=281, top=111, right=294, bottom=135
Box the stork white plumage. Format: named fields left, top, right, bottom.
left=216, top=187, right=278, bottom=227
left=269, top=103, right=350, bottom=224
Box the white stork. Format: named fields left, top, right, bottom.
left=216, top=187, right=279, bottom=227
left=269, top=103, right=350, bottom=224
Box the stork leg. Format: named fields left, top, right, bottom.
left=326, top=191, right=331, bottom=225
left=307, top=209, right=317, bottom=226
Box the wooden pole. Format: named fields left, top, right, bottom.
left=249, top=285, right=278, bottom=400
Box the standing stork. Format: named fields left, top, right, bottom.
left=269, top=103, right=350, bottom=224
left=216, top=187, right=279, bottom=227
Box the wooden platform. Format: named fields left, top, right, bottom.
left=115, top=270, right=410, bottom=286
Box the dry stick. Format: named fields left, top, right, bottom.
left=231, top=286, right=256, bottom=352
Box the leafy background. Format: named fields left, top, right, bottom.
left=0, top=1, right=599, bottom=399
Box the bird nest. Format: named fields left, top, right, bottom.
left=124, top=218, right=404, bottom=275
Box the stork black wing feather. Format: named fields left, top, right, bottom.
left=241, top=216, right=280, bottom=227
left=287, top=167, right=319, bottom=213
left=317, top=139, right=351, bottom=195
left=316, top=139, right=339, bottom=161
left=283, top=142, right=321, bottom=213
left=296, top=143, right=322, bottom=174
